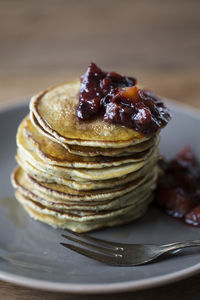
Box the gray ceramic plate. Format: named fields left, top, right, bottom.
left=0, top=100, right=200, bottom=294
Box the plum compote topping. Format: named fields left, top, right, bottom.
left=77, top=63, right=171, bottom=136
left=156, top=146, right=200, bottom=227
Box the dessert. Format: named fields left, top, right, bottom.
left=11, top=63, right=171, bottom=232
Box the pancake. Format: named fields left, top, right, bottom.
left=16, top=145, right=159, bottom=181
left=13, top=168, right=155, bottom=211
left=16, top=152, right=158, bottom=190
left=30, top=111, right=156, bottom=157
left=30, top=80, right=149, bottom=148
left=15, top=185, right=153, bottom=212
left=12, top=167, right=157, bottom=202
left=15, top=190, right=152, bottom=232
left=17, top=116, right=155, bottom=169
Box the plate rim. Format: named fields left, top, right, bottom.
left=1, top=99, right=200, bottom=293
left=0, top=263, right=200, bottom=294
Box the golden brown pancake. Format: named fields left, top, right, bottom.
left=30, top=80, right=149, bottom=148
left=15, top=190, right=152, bottom=232
left=30, top=111, right=156, bottom=157
left=12, top=167, right=157, bottom=202
left=16, top=152, right=158, bottom=191
left=16, top=145, right=159, bottom=181
left=17, top=116, right=155, bottom=168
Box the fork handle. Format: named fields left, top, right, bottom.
left=161, top=240, right=200, bottom=253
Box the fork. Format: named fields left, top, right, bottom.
left=60, top=230, right=200, bottom=266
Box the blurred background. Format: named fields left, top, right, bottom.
left=0, top=0, right=200, bottom=107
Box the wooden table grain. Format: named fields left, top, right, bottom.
left=0, top=0, right=200, bottom=299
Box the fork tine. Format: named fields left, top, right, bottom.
left=61, top=234, right=116, bottom=255
left=64, top=229, right=121, bottom=249
left=60, top=243, right=121, bottom=266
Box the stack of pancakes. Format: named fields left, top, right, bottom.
left=12, top=80, right=159, bottom=232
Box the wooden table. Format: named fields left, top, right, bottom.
left=0, top=0, right=200, bottom=299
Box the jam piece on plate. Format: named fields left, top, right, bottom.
left=157, top=146, right=200, bottom=227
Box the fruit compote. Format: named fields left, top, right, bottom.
left=157, top=146, right=200, bottom=227
left=77, top=63, right=171, bottom=136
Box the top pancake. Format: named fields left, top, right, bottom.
left=30, top=80, right=149, bottom=148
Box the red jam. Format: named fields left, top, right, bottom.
left=77, top=63, right=171, bottom=136
left=156, top=146, right=200, bottom=227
